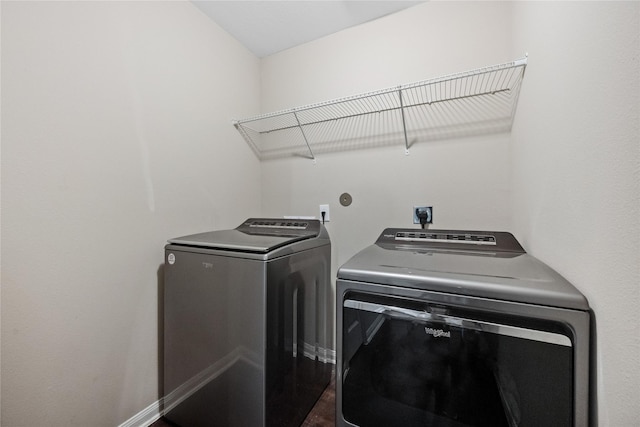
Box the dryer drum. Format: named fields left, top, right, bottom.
left=336, top=228, right=591, bottom=427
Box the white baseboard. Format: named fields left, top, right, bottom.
left=117, top=350, right=336, bottom=427
left=117, top=400, right=162, bottom=427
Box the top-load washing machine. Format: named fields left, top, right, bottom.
left=164, top=218, right=331, bottom=427
left=336, top=228, right=592, bottom=427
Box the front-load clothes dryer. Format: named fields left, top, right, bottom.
left=164, top=218, right=331, bottom=427
left=336, top=229, right=592, bottom=427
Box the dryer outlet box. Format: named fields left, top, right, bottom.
left=413, top=206, right=433, bottom=224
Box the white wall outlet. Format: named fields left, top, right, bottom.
left=413, top=206, right=433, bottom=224
left=319, top=204, right=330, bottom=223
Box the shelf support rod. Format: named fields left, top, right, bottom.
left=293, top=110, right=316, bottom=162
left=398, top=88, right=410, bottom=155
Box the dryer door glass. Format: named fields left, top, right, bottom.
left=342, top=293, right=574, bottom=427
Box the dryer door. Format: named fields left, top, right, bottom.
left=341, top=293, right=575, bottom=427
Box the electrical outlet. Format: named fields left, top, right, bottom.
left=319, top=204, right=330, bottom=223
left=413, top=206, right=433, bottom=224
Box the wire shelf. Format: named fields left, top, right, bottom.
left=234, top=56, right=527, bottom=161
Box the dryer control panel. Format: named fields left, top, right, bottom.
left=376, top=228, right=525, bottom=253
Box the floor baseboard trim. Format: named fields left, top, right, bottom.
left=118, top=354, right=336, bottom=427
left=117, top=399, right=162, bottom=427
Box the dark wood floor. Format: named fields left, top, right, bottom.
left=150, top=374, right=336, bottom=427
left=300, top=373, right=335, bottom=427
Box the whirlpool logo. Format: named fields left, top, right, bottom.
left=425, top=327, right=451, bottom=338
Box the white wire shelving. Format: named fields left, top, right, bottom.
left=234, top=56, right=528, bottom=161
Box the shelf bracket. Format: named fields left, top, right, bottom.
left=398, top=87, right=410, bottom=155
left=293, top=110, right=316, bottom=162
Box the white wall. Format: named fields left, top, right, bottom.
left=2, top=1, right=638, bottom=426
left=0, top=2, right=3, bottom=423
left=510, top=2, right=640, bottom=426
left=0, top=1, right=260, bottom=426
left=260, top=1, right=639, bottom=426
left=260, top=0, right=515, bottom=357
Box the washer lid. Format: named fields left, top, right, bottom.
left=168, top=218, right=321, bottom=253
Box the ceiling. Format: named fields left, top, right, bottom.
left=191, top=1, right=425, bottom=58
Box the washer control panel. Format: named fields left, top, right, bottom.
left=247, top=220, right=309, bottom=230
left=238, top=218, right=321, bottom=238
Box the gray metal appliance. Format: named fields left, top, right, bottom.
left=164, top=218, right=331, bottom=427
left=337, top=229, right=592, bottom=427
